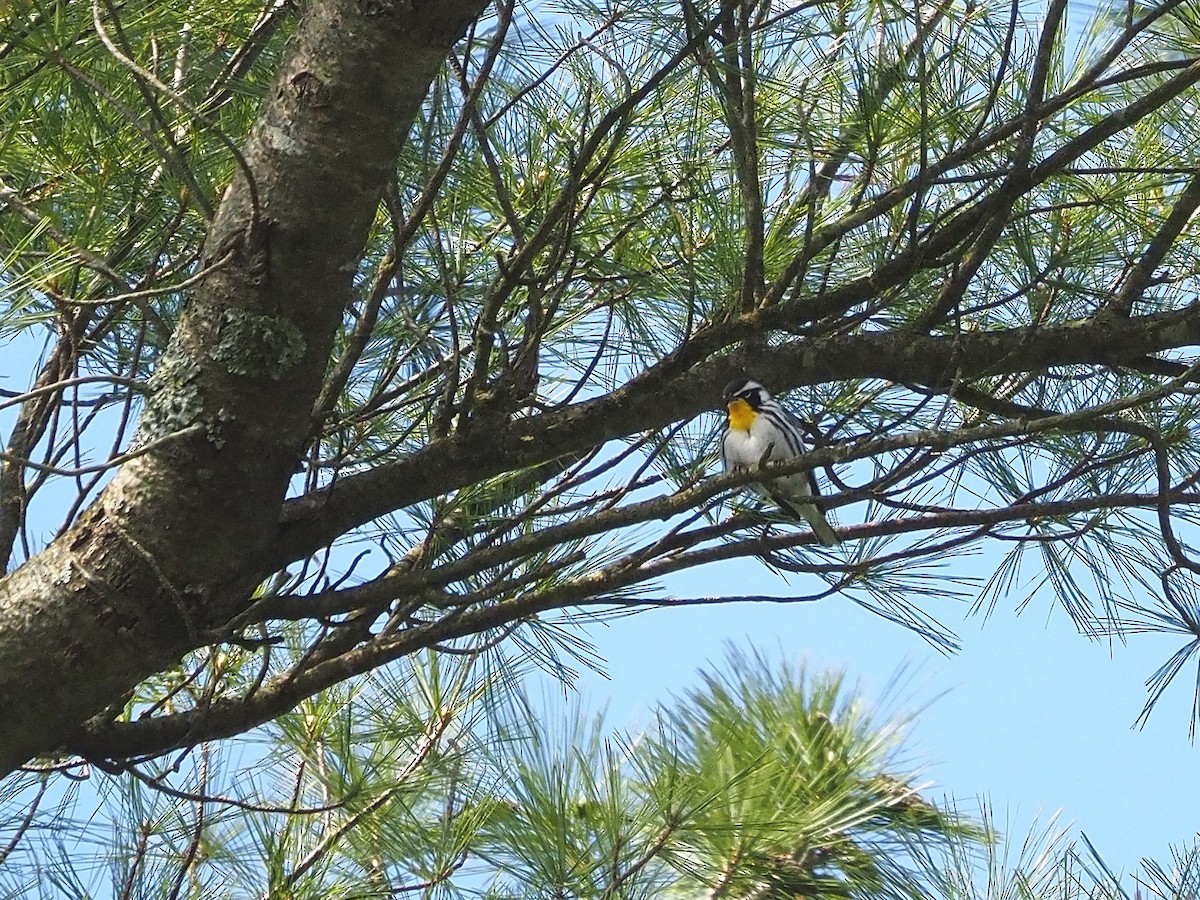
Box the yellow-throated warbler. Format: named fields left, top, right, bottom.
left=721, top=377, right=841, bottom=547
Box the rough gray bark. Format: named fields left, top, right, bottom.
left=0, top=0, right=487, bottom=776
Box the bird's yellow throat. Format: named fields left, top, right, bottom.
left=726, top=398, right=757, bottom=432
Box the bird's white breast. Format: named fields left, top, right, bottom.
left=723, top=415, right=786, bottom=469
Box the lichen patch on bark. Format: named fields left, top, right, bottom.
left=211, top=310, right=307, bottom=379
left=133, top=352, right=205, bottom=447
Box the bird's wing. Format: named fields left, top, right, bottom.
left=763, top=482, right=805, bottom=521
left=776, top=406, right=823, bottom=496
left=764, top=470, right=814, bottom=514
left=806, top=468, right=822, bottom=497
left=766, top=479, right=840, bottom=546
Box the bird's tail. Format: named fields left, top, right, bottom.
left=800, top=506, right=841, bottom=547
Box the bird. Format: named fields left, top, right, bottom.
left=721, top=377, right=841, bottom=547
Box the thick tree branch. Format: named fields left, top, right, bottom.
left=271, top=303, right=1200, bottom=567
left=69, top=483, right=1200, bottom=762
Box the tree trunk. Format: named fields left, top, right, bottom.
left=0, top=0, right=487, bottom=775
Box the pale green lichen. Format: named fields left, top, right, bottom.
left=50, top=563, right=73, bottom=587
left=206, top=406, right=233, bottom=450
left=132, top=351, right=205, bottom=447
left=211, top=310, right=306, bottom=379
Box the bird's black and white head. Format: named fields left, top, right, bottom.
left=722, top=377, right=771, bottom=410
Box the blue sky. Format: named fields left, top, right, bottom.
left=559, top=556, right=1200, bottom=872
